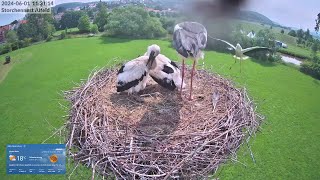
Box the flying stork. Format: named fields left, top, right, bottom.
left=116, top=45, right=160, bottom=94
left=173, top=21, right=208, bottom=100
left=143, top=45, right=185, bottom=91
left=212, top=38, right=272, bottom=71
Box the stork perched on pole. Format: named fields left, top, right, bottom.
left=173, top=22, right=208, bottom=100
left=212, top=38, right=272, bottom=72
left=144, top=47, right=185, bottom=91
left=116, top=45, right=160, bottom=94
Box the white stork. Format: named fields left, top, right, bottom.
left=173, top=21, right=208, bottom=100
left=146, top=51, right=186, bottom=91
left=116, top=45, right=160, bottom=94
left=212, top=38, right=272, bottom=71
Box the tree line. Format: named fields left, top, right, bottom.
left=1, top=3, right=177, bottom=55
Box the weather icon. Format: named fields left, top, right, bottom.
left=9, top=155, right=16, bottom=161
left=49, top=154, right=58, bottom=163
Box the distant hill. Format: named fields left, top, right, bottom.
left=236, top=11, right=274, bottom=26
left=235, top=10, right=291, bottom=30
left=53, top=2, right=85, bottom=13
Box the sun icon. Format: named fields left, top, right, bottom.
left=49, top=154, right=58, bottom=163
left=9, top=155, right=16, bottom=161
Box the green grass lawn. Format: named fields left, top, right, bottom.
left=0, top=37, right=319, bottom=179
left=279, top=45, right=314, bottom=59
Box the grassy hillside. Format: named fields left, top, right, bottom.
left=0, top=37, right=319, bottom=179
left=235, top=20, right=318, bottom=59
left=236, top=11, right=276, bottom=26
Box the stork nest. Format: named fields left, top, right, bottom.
left=64, top=64, right=262, bottom=179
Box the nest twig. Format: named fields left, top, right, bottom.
left=62, top=63, right=263, bottom=179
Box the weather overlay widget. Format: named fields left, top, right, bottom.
left=6, top=144, right=66, bottom=174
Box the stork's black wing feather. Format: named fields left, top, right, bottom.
left=162, top=65, right=174, bottom=74
left=150, top=75, right=176, bottom=91
left=117, top=65, right=125, bottom=75
left=116, top=71, right=147, bottom=92
left=170, top=61, right=179, bottom=69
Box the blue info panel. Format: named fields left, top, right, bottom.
left=6, top=144, right=66, bottom=174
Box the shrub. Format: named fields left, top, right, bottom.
left=60, top=31, right=66, bottom=39
left=267, top=53, right=282, bottom=63
left=0, top=43, right=12, bottom=54
left=23, top=38, right=32, bottom=47
left=300, top=61, right=320, bottom=79
left=46, top=35, right=53, bottom=42
left=11, top=41, right=20, bottom=50
left=91, top=24, right=99, bottom=34
left=78, top=15, right=91, bottom=33
left=5, top=30, right=18, bottom=44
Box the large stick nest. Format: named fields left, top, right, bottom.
left=64, top=64, right=262, bottom=179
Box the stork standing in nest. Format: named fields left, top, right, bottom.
left=144, top=46, right=185, bottom=91
left=173, top=22, right=208, bottom=100
left=212, top=38, right=272, bottom=72
left=116, top=45, right=160, bottom=94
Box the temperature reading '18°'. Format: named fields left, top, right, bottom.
left=17, top=156, right=26, bottom=161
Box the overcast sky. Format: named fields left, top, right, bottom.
left=1, top=0, right=319, bottom=31
left=243, top=0, right=319, bottom=30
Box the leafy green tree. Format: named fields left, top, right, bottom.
left=87, top=9, right=94, bottom=19
left=288, top=30, right=296, bottom=37
left=251, top=29, right=276, bottom=61
left=297, top=29, right=304, bottom=39
left=160, top=17, right=175, bottom=34
left=57, top=7, right=66, bottom=14
left=5, top=30, right=18, bottom=44
left=43, top=21, right=55, bottom=38
left=144, top=17, right=166, bottom=38
left=106, top=6, right=166, bottom=38
left=149, top=11, right=156, bottom=17
left=78, top=15, right=91, bottom=33
left=94, top=2, right=109, bottom=31
left=311, top=40, right=320, bottom=53
left=91, top=24, right=99, bottom=34
left=304, top=29, right=313, bottom=41
left=16, top=14, right=55, bottom=41
left=281, top=29, right=284, bottom=34
left=255, top=29, right=275, bottom=46
left=60, top=11, right=85, bottom=29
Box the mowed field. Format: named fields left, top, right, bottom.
left=0, top=37, right=319, bottom=179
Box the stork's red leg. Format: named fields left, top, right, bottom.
left=180, top=58, right=185, bottom=96
left=240, top=58, right=242, bottom=73
left=189, top=60, right=196, bottom=100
